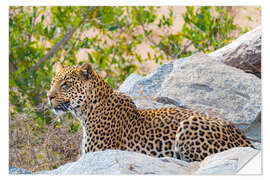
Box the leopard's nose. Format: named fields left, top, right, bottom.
left=47, top=92, right=56, bottom=101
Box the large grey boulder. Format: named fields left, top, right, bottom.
left=119, top=53, right=261, bottom=144
left=209, top=26, right=261, bottom=78
left=35, top=148, right=258, bottom=175
left=36, top=150, right=194, bottom=175
left=158, top=54, right=261, bottom=125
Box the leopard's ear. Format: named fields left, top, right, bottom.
left=53, top=62, right=63, bottom=75
left=79, top=63, right=93, bottom=80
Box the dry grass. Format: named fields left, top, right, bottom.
left=9, top=109, right=83, bottom=172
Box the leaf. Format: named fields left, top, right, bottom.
left=147, top=52, right=151, bottom=60
left=70, top=123, right=79, bottom=132
left=88, top=53, right=94, bottom=63
left=107, top=24, right=119, bottom=31
left=146, top=30, right=152, bottom=36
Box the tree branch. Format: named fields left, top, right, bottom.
left=29, top=11, right=88, bottom=72
left=182, top=41, right=193, bottom=54
left=60, top=27, right=83, bottom=63
left=141, top=23, right=176, bottom=59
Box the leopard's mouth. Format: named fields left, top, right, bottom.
left=51, top=102, right=71, bottom=113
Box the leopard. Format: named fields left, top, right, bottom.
left=47, top=62, right=254, bottom=162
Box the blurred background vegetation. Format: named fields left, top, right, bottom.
left=9, top=6, right=261, bottom=172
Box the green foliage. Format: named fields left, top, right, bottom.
left=9, top=6, right=253, bottom=171
left=151, top=6, right=239, bottom=60
left=182, top=6, right=236, bottom=53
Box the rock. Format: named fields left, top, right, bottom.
left=195, top=147, right=258, bottom=174
left=9, top=166, right=32, bottom=174
left=244, top=112, right=261, bottom=149
left=117, top=74, right=144, bottom=96
left=209, top=26, right=261, bottom=78
left=159, top=54, right=261, bottom=125
left=34, top=147, right=258, bottom=175
left=36, top=150, right=195, bottom=175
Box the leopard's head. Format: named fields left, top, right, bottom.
left=47, top=62, right=94, bottom=115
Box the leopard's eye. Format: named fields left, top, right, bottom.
left=50, top=79, right=55, bottom=86
left=60, top=81, right=68, bottom=88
